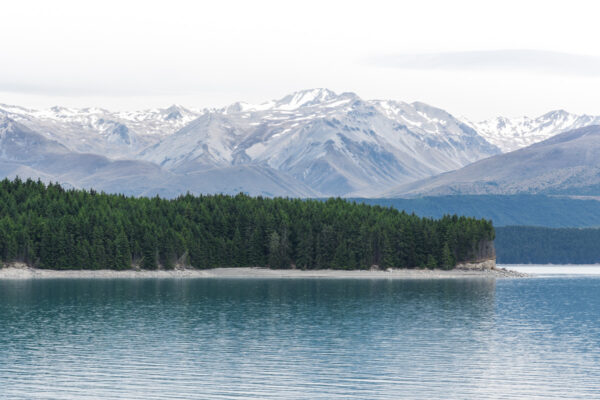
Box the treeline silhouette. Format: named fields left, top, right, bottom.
left=0, top=178, right=494, bottom=270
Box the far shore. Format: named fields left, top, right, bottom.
left=0, top=262, right=526, bottom=280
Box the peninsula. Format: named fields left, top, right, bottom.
left=1, top=178, right=496, bottom=273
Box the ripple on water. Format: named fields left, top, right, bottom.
left=1, top=277, right=599, bottom=399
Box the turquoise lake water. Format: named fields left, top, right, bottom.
left=1, top=272, right=599, bottom=399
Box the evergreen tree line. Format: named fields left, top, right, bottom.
left=0, top=178, right=495, bottom=270
left=496, top=226, right=600, bottom=264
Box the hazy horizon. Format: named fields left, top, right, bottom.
left=2, top=0, right=600, bottom=120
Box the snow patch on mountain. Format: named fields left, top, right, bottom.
left=140, top=89, right=501, bottom=196
left=5, top=89, right=598, bottom=198
left=0, top=103, right=202, bottom=158
left=466, top=110, right=600, bottom=152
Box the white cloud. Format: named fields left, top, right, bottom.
left=370, top=50, right=600, bottom=77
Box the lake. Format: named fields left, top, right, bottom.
left=1, top=267, right=599, bottom=399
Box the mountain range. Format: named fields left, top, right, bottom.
left=1, top=89, right=599, bottom=197
left=466, top=110, right=600, bottom=152
left=386, top=125, right=600, bottom=197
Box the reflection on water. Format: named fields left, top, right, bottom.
left=0, top=277, right=599, bottom=399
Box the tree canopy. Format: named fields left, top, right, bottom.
left=0, top=178, right=494, bottom=270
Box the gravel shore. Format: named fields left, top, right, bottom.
left=0, top=262, right=526, bottom=280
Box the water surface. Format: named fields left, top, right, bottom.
left=1, top=277, right=599, bottom=399
left=506, top=264, right=600, bottom=276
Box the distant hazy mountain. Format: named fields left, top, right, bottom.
left=467, top=110, right=600, bottom=152
left=0, top=103, right=200, bottom=158
left=0, top=89, right=501, bottom=197
left=3, top=90, right=600, bottom=197
left=0, top=117, right=318, bottom=198
left=384, top=125, right=600, bottom=197
left=354, top=195, right=600, bottom=228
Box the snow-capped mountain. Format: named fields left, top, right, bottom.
left=384, top=125, right=600, bottom=197
left=141, top=89, right=500, bottom=195
left=2, top=89, right=598, bottom=198
left=0, top=103, right=201, bottom=158
left=467, top=110, right=600, bottom=152
left=0, top=115, right=318, bottom=198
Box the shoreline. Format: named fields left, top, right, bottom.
left=0, top=262, right=526, bottom=280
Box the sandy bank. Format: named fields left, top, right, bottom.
left=0, top=262, right=526, bottom=280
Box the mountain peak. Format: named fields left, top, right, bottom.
left=221, top=89, right=352, bottom=114
left=273, top=88, right=339, bottom=110
left=541, top=109, right=571, bottom=120
left=2, top=91, right=600, bottom=198
left=385, top=124, right=600, bottom=197
left=163, top=104, right=190, bottom=120
left=470, top=109, right=600, bottom=152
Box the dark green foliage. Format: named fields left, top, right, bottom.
left=496, top=226, right=600, bottom=264
left=114, top=229, right=131, bottom=270
left=441, top=242, right=455, bottom=270
left=426, top=254, right=437, bottom=269
left=0, top=178, right=494, bottom=270
left=141, top=230, right=158, bottom=270
left=268, top=231, right=288, bottom=269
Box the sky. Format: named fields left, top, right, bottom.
left=1, top=0, right=599, bottom=120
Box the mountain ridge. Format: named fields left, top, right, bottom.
left=466, top=110, right=600, bottom=152
left=384, top=125, right=600, bottom=197
left=1, top=89, right=599, bottom=197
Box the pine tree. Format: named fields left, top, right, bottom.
left=114, top=229, right=131, bottom=270
left=382, top=232, right=396, bottom=268
left=296, top=228, right=314, bottom=269
left=268, top=231, right=282, bottom=268
left=232, top=227, right=244, bottom=267
left=91, top=226, right=106, bottom=270
left=426, top=254, right=437, bottom=269
left=442, top=242, right=455, bottom=270
left=141, top=231, right=158, bottom=270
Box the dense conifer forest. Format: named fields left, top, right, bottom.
left=0, top=178, right=494, bottom=270
left=496, top=226, right=600, bottom=264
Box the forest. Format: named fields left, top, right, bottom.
left=0, top=178, right=494, bottom=270
left=495, top=226, right=600, bottom=264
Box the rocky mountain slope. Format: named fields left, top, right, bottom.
left=0, top=103, right=200, bottom=158
left=384, top=125, right=600, bottom=197
left=0, top=117, right=318, bottom=198
left=1, top=89, right=599, bottom=197
left=0, top=89, right=500, bottom=197
left=140, top=89, right=500, bottom=195
left=467, top=110, right=600, bottom=152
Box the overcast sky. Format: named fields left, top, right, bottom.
left=1, top=0, right=599, bottom=120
